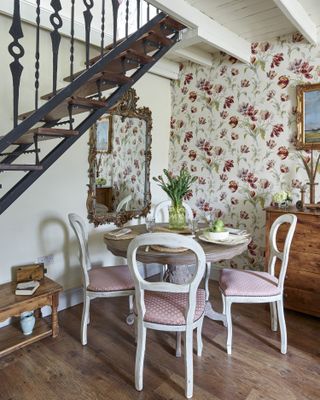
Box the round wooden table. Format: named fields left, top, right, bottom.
left=104, top=223, right=250, bottom=325
left=104, top=224, right=248, bottom=265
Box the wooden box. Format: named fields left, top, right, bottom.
left=15, top=263, right=46, bottom=283
left=265, top=207, right=320, bottom=317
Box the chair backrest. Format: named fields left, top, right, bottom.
left=127, top=233, right=205, bottom=326
left=68, top=213, right=91, bottom=289
left=267, top=213, right=297, bottom=290
left=116, top=194, right=132, bottom=212
left=153, top=200, right=193, bottom=222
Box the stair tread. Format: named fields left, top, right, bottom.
left=0, top=164, right=43, bottom=171
left=69, top=96, right=107, bottom=109
left=10, top=127, right=79, bottom=145
left=88, top=45, right=156, bottom=67
left=18, top=96, right=105, bottom=123
left=41, top=73, right=131, bottom=100
left=64, top=52, right=141, bottom=82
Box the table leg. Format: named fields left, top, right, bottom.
left=51, top=293, right=59, bottom=338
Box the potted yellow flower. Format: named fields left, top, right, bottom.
left=153, top=168, right=196, bottom=229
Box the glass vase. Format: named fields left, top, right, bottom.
left=169, top=203, right=186, bottom=230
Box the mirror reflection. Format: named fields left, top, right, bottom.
left=87, top=89, right=152, bottom=226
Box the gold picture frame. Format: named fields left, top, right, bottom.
left=296, top=83, right=320, bottom=150
left=96, top=115, right=112, bottom=153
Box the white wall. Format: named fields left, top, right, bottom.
left=0, top=14, right=172, bottom=290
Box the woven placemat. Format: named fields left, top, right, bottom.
left=154, top=225, right=192, bottom=235
left=104, top=231, right=138, bottom=240
left=150, top=244, right=188, bottom=253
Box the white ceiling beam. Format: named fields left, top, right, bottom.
left=273, top=0, right=318, bottom=44
left=147, top=0, right=251, bottom=63
left=173, top=47, right=213, bottom=67
left=174, top=28, right=202, bottom=50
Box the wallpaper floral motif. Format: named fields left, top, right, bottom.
left=169, top=32, right=320, bottom=270
left=99, top=115, right=146, bottom=210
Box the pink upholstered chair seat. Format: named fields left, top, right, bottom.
left=139, top=289, right=206, bottom=326
left=220, top=269, right=280, bottom=297
left=87, top=266, right=134, bottom=292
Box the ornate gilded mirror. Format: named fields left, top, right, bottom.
left=87, top=89, right=152, bottom=226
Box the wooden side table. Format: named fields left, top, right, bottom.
left=0, top=276, right=62, bottom=357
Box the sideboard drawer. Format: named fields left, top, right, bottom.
left=284, top=287, right=320, bottom=317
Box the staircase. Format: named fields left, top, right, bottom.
left=0, top=0, right=185, bottom=215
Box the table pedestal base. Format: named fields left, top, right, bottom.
left=205, top=301, right=227, bottom=326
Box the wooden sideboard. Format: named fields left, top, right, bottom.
left=96, top=186, right=113, bottom=210
left=265, top=207, right=320, bottom=317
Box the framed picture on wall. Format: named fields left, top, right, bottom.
left=296, top=83, right=320, bottom=149
left=96, top=115, right=112, bottom=153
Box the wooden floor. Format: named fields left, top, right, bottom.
left=0, top=282, right=319, bottom=400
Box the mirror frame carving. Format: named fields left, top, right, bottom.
left=87, top=89, right=152, bottom=227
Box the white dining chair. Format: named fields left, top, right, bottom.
left=127, top=233, right=206, bottom=399
left=219, top=213, right=297, bottom=355
left=116, top=194, right=132, bottom=212
left=68, top=213, right=135, bottom=345
left=153, top=199, right=193, bottom=222
left=153, top=199, right=210, bottom=357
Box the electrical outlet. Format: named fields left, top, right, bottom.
left=37, top=254, right=54, bottom=266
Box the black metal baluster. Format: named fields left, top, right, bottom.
left=35, top=0, right=41, bottom=110
left=147, top=2, right=150, bottom=21
left=83, top=0, right=94, bottom=69
left=70, top=0, right=75, bottom=80
left=125, top=0, right=129, bottom=38
left=111, top=0, right=120, bottom=46
left=100, top=0, right=106, bottom=57
left=8, top=0, right=25, bottom=128
left=50, top=0, right=63, bottom=95
left=137, top=0, right=141, bottom=29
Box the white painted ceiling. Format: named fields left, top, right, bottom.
left=156, top=0, right=320, bottom=65
left=185, top=0, right=320, bottom=42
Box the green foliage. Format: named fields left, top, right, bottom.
left=208, top=219, right=225, bottom=232
left=153, top=169, right=196, bottom=207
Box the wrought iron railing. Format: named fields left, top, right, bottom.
left=4, top=0, right=160, bottom=131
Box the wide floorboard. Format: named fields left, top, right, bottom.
left=0, top=282, right=319, bottom=400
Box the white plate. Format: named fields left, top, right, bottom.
left=198, top=234, right=249, bottom=246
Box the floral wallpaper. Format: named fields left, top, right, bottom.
left=99, top=115, right=146, bottom=210
left=169, top=32, right=320, bottom=270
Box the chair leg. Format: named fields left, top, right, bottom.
left=221, top=293, right=227, bottom=327
left=135, top=320, right=146, bottom=391
left=184, top=327, right=193, bottom=399
left=276, top=299, right=287, bottom=354
left=81, top=294, right=90, bottom=346
left=204, top=262, right=211, bottom=302
left=196, top=318, right=204, bottom=357
left=270, top=301, right=278, bottom=332
left=126, top=295, right=135, bottom=325
left=176, top=332, right=182, bottom=357
left=225, top=298, right=233, bottom=355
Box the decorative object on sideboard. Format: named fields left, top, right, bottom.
left=272, top=190, right=292, bottom=209
left=296, top=149, right=320, bottom=210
